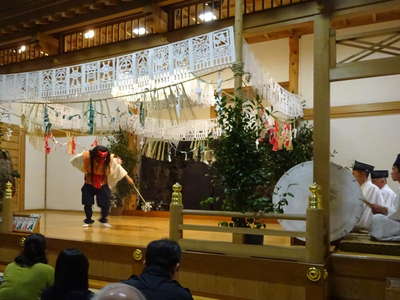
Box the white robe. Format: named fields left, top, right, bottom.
left=70, top=152, right=128, bottom=189
left=371, top=187, right=400, bottom=241
left=380, top=184, right=398, bottom=216
left=356, top=180, right=384, bottom=230
left=388, top=187, right=400, bottom=221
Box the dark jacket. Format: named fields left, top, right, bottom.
left=124, top=265, right=193, bottom=300
left=41, top=287, right=94, bottom=300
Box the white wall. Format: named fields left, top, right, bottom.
left=249, top=38, right=289, bottom=83
left=45, top=136, right=106, bottom=211
left=24, top=139, right=46, bottom=209
left=250, top=21, right=400, bottom=190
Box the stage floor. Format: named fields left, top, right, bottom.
left=26, top=210, right=290, bottom=248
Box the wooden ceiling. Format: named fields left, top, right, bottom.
left=0, top=0, right=184, bottom=46
left=245, top=6, right=400, bottom=43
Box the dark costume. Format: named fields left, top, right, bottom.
left=124, top=265, right=193, bottom=300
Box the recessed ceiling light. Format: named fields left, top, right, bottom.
left=199, top=11, right=217, bottom=22
left=132, top=27, right=147, bottom=36
left=84, top=29, right=95, bottom=39
left=18, top=45, right=26, bottom=54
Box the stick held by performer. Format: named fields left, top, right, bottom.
left=70, top=145, right=134, bottom=228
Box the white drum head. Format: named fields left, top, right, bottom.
left=272, top=161, right=364, bottom=242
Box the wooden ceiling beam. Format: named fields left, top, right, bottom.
left=0, top=0, right=106, bottom=28
left=0, top=0, right=151, bottom=44
left=330, top=56, right=400, bottom=81
left=58, top=11, right=76, bottom=19
left=98, top=0, right=119, bottom=6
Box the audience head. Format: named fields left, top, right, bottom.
left=145, top=239, right=181, bottom=277
left=53, top=249, right=89, bottom=294
left=15, top=233, right=47, bottom=267
left=371, top=170, right=389, bottom=189
left=352, top=161, right=374, bottom=185
left=392, top=154, right=400, bottom=182
left=94, top=283, right=146, bottom=300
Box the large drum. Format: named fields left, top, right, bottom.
left=272, top=161, right=364, bottom=242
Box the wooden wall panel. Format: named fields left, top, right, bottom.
left=0, top=232, right=322, bottom=299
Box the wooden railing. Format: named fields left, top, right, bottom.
left=169, top=182, right=326, bottom=264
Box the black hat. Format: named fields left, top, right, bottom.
left=394, top=154, right=400, bottom=168
left=353, top=160, right=374, bottom=173
left=371, top=170, right=389, bottom=179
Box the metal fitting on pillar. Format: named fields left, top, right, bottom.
left=171, top=183, right=183, bottom=206
left=308, top=183, right=322, bottom=209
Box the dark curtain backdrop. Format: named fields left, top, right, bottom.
left=140, top=156, right=213, bottom=210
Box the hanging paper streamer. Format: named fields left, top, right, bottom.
left=43, top=104, right=53, bottom=154
left=91, top=137, right=99, bottom=148
left=243, top=41, right=303, bottom=119
left=87, top=99, right=95, bottom=135
left=139, top=102, right=145, bottom=128
left=44, top=134, right=52, bottom=154
left=67, top=135, right=77, bottom=155
left=43, top=104, right=52, bottom=135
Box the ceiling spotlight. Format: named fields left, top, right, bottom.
left=199, top=11, right=217, bottom=22
left=18, top=45, right=26, bottom=54
left=84, top=29, right=95, bottom=39
left=132, top=27, right=147, bottom=36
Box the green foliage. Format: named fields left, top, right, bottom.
left=202, top=94, right=313, bottom=225
left=205, top=95, right=274, bottom=213
left=107, top=129, right=138, bottom=206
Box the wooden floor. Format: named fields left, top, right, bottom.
left=25, top=210, right=290, bottom=248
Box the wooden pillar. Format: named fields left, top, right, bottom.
left=144, top=2, right=167, bottom=33
left=0, top=182, right=13, bottom=233
left=234, top=0, right=244, bottom=95
left=306, top=184, right=326, bottom=264
left=123, top=132, right=139, bottom=214
left=289, top=34, right=300, bottom=94
left=313, top=13, right=331, bottom=250
left=169, top=183, right=183, bottom=241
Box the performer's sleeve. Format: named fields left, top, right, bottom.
left=70, top=152, right=85, bottom=172
left=108, top=160, right=128, bottom=189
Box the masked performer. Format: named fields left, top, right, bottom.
left=70, top=145, right=134, bottom=228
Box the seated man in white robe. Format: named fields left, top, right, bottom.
left=352, top=161, right=386, bottom=231
left=371, top=170, right=398, bottom=215
left=371, top=154, right=400, bottom=241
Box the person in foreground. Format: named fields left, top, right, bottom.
left=94, top=283, right=146, bottom=300
left=70, top=145, right=134, bottom=228
left=371, top=154, right=400, bottom=241
left=124, top=239, right=193, bottom=300
left=0, top=234, right=54, bottom=300
left=41, top=248, right=93, bottom=300
left=352, top=160, right=387, bottom=230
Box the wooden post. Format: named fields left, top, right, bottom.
left=289, top=34, right=300, bottom=94
left=123, top=132, right=138, bottom=213
left=313, top=12, right=331, bottom=251
left=0, top=181, right=13, bottom=233
left=306, top=184, right=326, bottom=264
left=234, top=0, right=244, bottom=95
left=169, top=182, right=183, bottom=242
